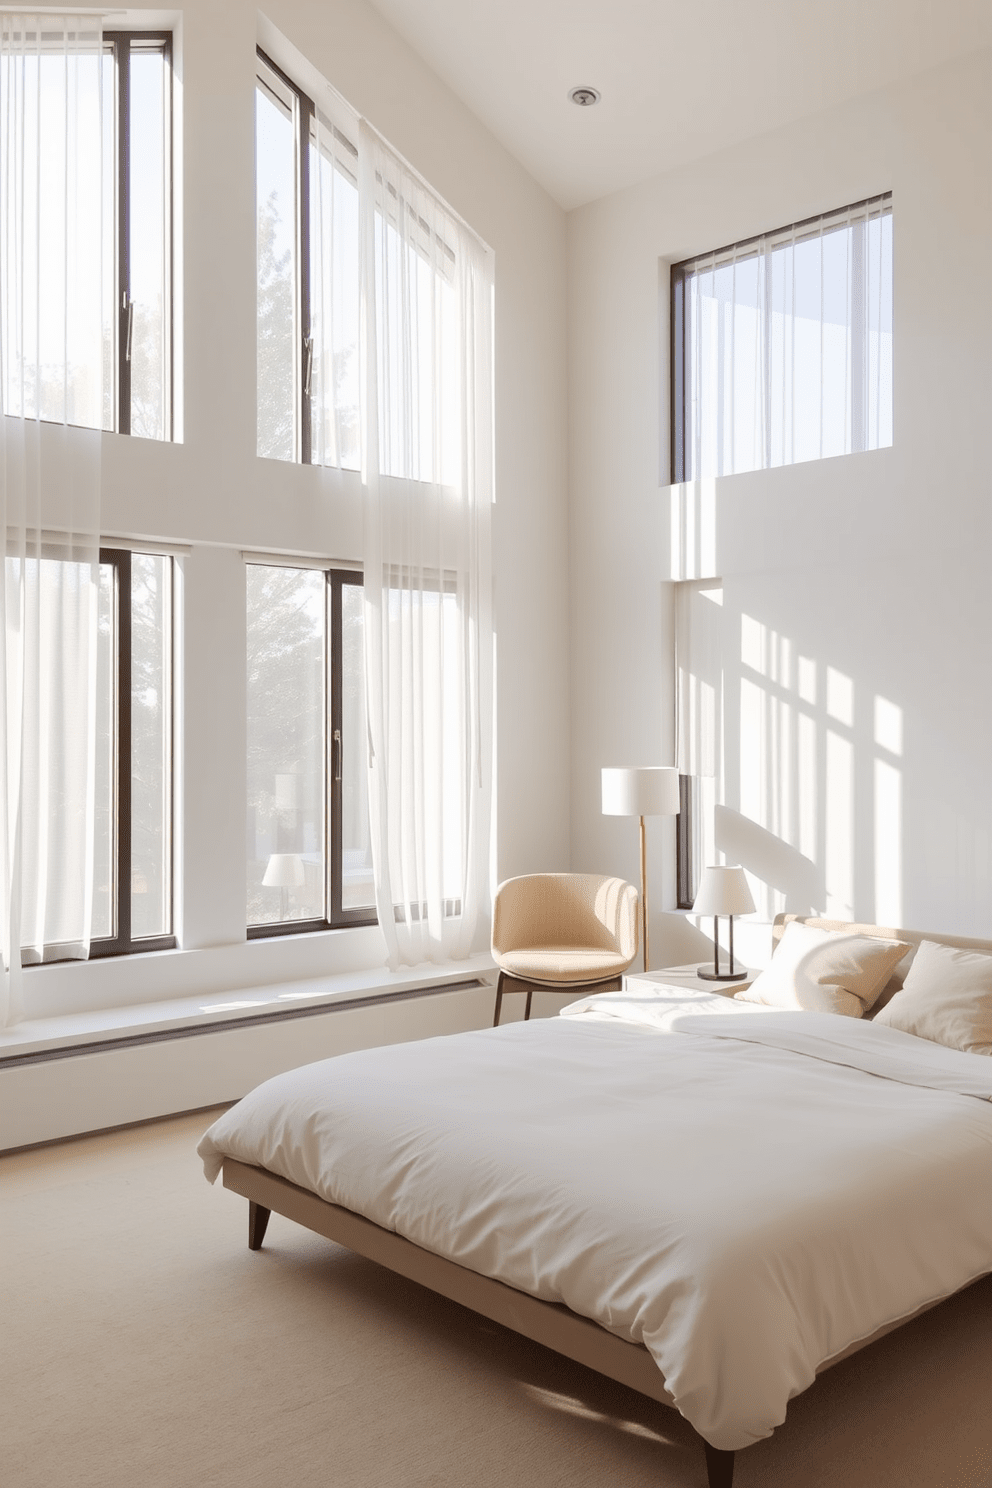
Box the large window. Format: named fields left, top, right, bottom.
left=255, top=50, right=359, bottom=466
left=246, top=563, right=373, bottom=935
left=0, top=25, right=173, bottom=437
left=671, top=194, right=892, bottom=483
left=19, top=549, right=175, bottom=964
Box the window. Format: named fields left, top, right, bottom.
left=675, top=580, right=724, bottom=910
left=0, top=25, right=173, bottom=437
left=255, top=49, right=359, bottom=466
left=671, top=194, right=892, bottom=483
left=18, top=549, right=175, bottom=963
left=90, top=550, right=176, bottom=956
left=246, top=564, right=374, bottom=935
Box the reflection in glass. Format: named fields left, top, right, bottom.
left=246, top=566, right=325, bottom=924
left=128, top=44, right=170, bottom=440
left=256, top=64, right=298, bottom=460
left=131, top=555, right=171, bottom=937
left=340, top=581, right=373, bottom=909
left=92, top=563, right=116, bottom=939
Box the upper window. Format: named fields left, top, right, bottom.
left=255, top=50, right=359, bottom=467
left=0, top=24, right=174, bottom=438
left=671, top=194, right=892, bottom=483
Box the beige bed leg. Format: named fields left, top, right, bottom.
left=248, top=1201, right=271, bottom=1251
left=703, top=1441, right=734, bottom=1488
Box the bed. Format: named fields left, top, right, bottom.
left=198, top=915, right=992, bottom=1487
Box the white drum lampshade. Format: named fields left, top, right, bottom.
left=602, top=766, right=680, bottom=818
left=691, top=865, right=755, bottom=981
left=601, top=766, right=680, bottom=972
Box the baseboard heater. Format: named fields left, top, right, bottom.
left=0, top=978, right=490, bottom=1069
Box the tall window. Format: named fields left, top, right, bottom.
left=246, top=564, right=373, bottom=935
left=20, top=549, right=175, bottom=964
left=671, top=194, right=892, bottom=483
left=255, top=50, right=359, bottom=466
left=0, top=25, right=173, bottom=437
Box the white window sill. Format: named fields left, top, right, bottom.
left=0, top=951, right=496, bottom=1061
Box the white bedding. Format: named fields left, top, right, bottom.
left=198, top=990, right=992, bottom=1451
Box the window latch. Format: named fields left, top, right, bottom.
left=333, top=728, right=342, bottom=782
left=303, top=334, right=314, bottom=397
left=123, top=292, right=134, bottom=363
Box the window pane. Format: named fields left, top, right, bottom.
left=247, top=566, right=325, bottom=925
left=0, top=35, right=112, bottom=428
left=256, top=64, right=298, bottom=461
left=340, top=581, right=373, bottom=910
left=680, top=199, right=892, bottom=481
left=91, top=563, right=116, bottom=940
left=131, top=554, right=171, bottom=938
left=128, top=44, right=170, bottom=440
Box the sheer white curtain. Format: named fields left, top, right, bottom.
left=309, top=110, right=360, bottom=471
left=0, top=13, right=104, bottom=1022
left=682, top=195, right=892, bottom=481
left=359, top=121, right=493, bottom=968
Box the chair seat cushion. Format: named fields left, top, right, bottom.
left=494, top=947, right=633, bottom=984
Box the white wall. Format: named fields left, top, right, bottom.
left=568, top=47, right=992, bottom=965
left=27, top=0, right=571, bottom=1021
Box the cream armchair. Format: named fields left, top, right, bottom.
left=491, top=873, right=639, bottom=1026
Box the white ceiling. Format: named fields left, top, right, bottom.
left=369, top=0, right=992, bottom=209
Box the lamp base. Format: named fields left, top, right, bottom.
left=696, top=967, right=749, bottom=982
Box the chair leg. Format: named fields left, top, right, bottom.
left=524, top=988, right=533, bottom=1021
left=493, top=971, right=506, bottom=1027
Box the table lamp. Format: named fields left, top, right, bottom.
left=602, top=766, right=680, bottom=972
left=262, top=852, right=305, bottom=918
left=691, top=865, right=755, bottom=980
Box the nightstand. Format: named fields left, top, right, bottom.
left=623, top=962, right=757, bottom=999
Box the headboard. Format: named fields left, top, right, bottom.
left=772, top=913, right=992, bottom=1015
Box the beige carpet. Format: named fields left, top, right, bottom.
left=2, top=1110, right=991, bottom=1488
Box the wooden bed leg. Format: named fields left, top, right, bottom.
left=248, top=1201, right=271, bottom=1251
left=703, top=1441, right=735, bottom=1488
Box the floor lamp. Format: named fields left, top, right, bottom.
left=602, top=766, right=680, bottom=972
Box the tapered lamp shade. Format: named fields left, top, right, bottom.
left=262, top=852, right=306, bottom=888
left=602, top=766, right=680, bottom=817
left=691, top=865, right=755, bottom=917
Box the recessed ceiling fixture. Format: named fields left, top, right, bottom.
left=568, top=86, right=600, bottom=107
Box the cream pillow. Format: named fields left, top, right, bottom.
left=872, top=939, right=992, bottom=1054
left=736, top=920, right=911, bottom=1018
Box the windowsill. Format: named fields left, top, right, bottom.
left=0, top=950, right=496, bottom=1061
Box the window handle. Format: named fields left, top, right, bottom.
left=303, top=334, right=314, bottom=397
left=333, top=728, right=342, bottom=782
left=124, top=294, right=134, bottom=363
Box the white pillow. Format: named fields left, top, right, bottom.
left=872, top=939, right=992, bottom=1054
left=735, top=920, right=911, bottom=1018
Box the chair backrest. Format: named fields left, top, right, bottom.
left=492, top=874, right=639, bottom=960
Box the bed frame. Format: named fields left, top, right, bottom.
left=222, top=915, right=992, bottom=1488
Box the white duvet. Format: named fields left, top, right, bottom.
left=198, top=989, right=992, bottom=1450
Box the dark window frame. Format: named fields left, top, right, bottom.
left=256, top=47, right=314, bottom=465
left=247, top=566, right=377, bottom=940
left=675, top=774, right=695, bottom=911
left=88, top=547, right=176, bottom=959
left=104, top=30, right=174, bottom=439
